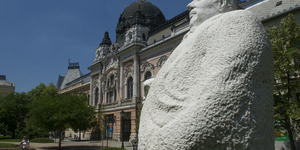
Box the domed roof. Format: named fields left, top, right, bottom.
left=121, top=0, right=165, bottom=19
left=116, top=0, right=166, bottom=41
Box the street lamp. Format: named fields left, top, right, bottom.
left=120, top=110, right=125, bottom=148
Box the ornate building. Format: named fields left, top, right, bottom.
left=56, top=0, right=189, bottom=141
left=88, top=0, right=190, bottom=142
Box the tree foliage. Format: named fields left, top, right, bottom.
left=267, top=13, right=300, bottom=150
left=0, top=92, right=33, bottom=138
left=0, top=122, right=7, bottom=136
left=28, top=93, right=95, bottom=147
left=28, top=83, right=57, bottom=100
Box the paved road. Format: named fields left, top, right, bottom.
left=1, top=139, right=299, bottom=150
left=0, top=138, right=134, bottom=150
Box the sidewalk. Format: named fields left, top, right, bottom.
left=0, top=138, right=134, bottom=150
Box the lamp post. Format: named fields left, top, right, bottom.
left=120, top=110, right=125, bottom=148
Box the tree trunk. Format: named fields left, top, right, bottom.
left=285, top=116, right=296, bottom=150
left=58, top=129, right=62, bottom=148
left=12, top=130, right=15, bottom=139
left=286, top=73, right=296, bottom=150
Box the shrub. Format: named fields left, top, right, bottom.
left=30, top=138, right=53, bottom=143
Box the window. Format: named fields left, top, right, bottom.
left=276, top=1, right=282, bottom=6
left=142, top=33, right=146, bottom=41
left=105, top=114, right=114, bottom=138
left=110, top=91, right=114, bottom=103
left=124, top=112, right=131, bottom=119
left=110, top=75, right=114, bottom=86
left=95, top=88, right=99, bottom=105
left=127, top=77, right=133, bottom=99
left=129, top=34, right=132, bottom=40
left=114, top=90, right=117, bottom=102
left=145, top=71, right=152, bottom=80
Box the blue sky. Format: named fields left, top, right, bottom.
left=0, top=0, right=190, bottom=93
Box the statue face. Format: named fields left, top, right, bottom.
left=187, top=0, right=220, bottom=28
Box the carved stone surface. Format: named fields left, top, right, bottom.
left=123, top=25, right=148, bottom=47
left=94, top=32, right=120, bottom=63
left=138, top=9, right=274, bottom=150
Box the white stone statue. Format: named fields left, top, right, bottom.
left=138, top=0, right=274, bottom=149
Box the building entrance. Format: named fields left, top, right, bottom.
left=122, top=112, right=131, bottom=141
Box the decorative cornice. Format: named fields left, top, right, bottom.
left=125, top=68, right=134, bottom=77
left=157, top=55, right=169, bottom=69
left=141, top=61, right=154, bottom=72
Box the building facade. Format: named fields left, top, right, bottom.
left=88, top=1, right=190, bottom=142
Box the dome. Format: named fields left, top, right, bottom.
left=116, top=0, right=166, bottom=44
left=121, top=0, right=165, bottom=19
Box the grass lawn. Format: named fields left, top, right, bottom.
left=30, top=138, right=53, bottom=143
left=0, top=143, right=19, bottom=147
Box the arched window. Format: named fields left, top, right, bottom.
left=106, top=74, right=117, bottom=103
left=129, top=33, right=132, bottom=40
left=95, top=88, right=99, bottom=106
left=145, top=71, right=152, bottom=80
left=127, top=77, right=133, bottom=99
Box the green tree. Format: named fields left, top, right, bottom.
left=17, top=121, right=49, bottom=140
left=28, top=83, right=57, bottom=100
left=267, top=13, right=300, bottom=150
left=28, top=93, right=95, bottom=148
left=68, top=94, right=96, bottom=141
left=0, top=92, right=33, bottom=138
left=0, top=122, right=7, bottom=136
